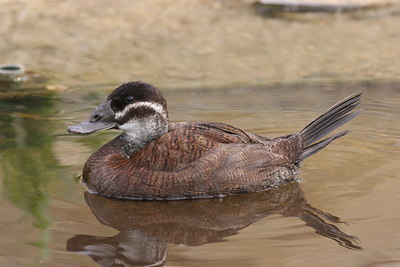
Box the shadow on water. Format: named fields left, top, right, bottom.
left=67, top=182, right=361, bottom=266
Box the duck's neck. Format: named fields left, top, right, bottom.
left=119, top=116, right=168, bottom=156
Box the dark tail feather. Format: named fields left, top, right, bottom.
left=299, top=91, right=363, bottom=161
left=300, top=130, right=350, bottom=161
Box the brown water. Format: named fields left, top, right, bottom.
left=1, top=1, right=400, bottom=266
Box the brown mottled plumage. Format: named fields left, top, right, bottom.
left=67, top=81, right=362, bottom=200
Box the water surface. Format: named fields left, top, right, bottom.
left=0, top=81, right=399, bottom=266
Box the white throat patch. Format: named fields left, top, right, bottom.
left=118, top=117, right=164, bottom=141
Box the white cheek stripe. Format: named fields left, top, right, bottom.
left=115, top=101, right=166, bottom=120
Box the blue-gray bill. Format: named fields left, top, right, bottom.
left=67, top=100, right=117, bottom=134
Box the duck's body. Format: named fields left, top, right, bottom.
left=83, top=121, right=301, bottom=199
left=68, top=82, right=362, bottom=200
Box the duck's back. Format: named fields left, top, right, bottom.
left=132, top=121, right=272, bottom=170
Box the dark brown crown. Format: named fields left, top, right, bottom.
left=108, top=81, right=167, bottom=113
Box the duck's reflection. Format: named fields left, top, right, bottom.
left=67, top=182, right=360, bottom=266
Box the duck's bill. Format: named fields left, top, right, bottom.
left=67, top=100, right=117, bottom=135
left=67, top=120, right=117, bottom=134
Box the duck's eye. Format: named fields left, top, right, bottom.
left=124, top=96, right=134, bottom=104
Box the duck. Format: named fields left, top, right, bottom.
left=67, top=81, right=362, bottom=200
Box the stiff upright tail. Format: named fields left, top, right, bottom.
left=299, top=91, right=363, bottom=161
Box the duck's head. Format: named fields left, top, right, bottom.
left=67, top=81, right=169, bottom=141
